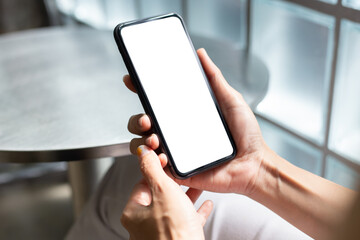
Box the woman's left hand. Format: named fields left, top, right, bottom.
left=121, top=145, right=213, bottom=240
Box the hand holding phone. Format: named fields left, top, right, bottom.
left=114, top=13, right=236, bottom=178
left=124, top=47, right=267, bottom=195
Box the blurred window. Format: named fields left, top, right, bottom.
left=329, top=20, right=360, bottom=165
left=343, top=0, right=360, bottom=10
left=54, top=0, right=360, bottom=188
left=252, top=0, right=335, bottom=143
left=253, top=0, right=360, bottom=189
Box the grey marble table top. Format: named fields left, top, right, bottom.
left=0, top=27, right=268, bottom=163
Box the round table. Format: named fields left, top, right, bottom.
left=0, top=26, right=268, bottom=215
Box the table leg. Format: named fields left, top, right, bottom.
left=67, top=157, right=114, bottom=218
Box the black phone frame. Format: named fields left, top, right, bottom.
left=113, top=13, right=237, bottom=179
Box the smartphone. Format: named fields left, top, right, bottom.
left=114, top=13, right=236, bottom=179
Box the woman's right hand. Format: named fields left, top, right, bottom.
left=125, top=48, right=271, bottom=196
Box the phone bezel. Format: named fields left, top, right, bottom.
left=113, top=13, right=236, bottom=179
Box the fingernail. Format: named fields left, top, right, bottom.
left=137, top=116, right=143, bottom=127
left=137, top=145, right=151, bottom=157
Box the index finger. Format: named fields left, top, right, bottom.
left=123, top=75, right=137, bottom=93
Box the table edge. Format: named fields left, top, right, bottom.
left=0, top=143, right=131, bottom=163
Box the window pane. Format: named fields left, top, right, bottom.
left=329, top=20, right=360, bottom=163
left=317, top=0, right=337, bottom=4
left=258, top=118, right=323, bottom=175
left=138, top=0, right=182, bottom=18
left=103, top=0, right=138, bottom=28
left=56, top=0, right=76, bottom=15
left=342, top=0, right=360, bottom=10
left=325, top=156, right=360, bottom=190
left=70, top=0, right=183, bottom=29
left=187, top=0, right=247, bottom=48
left=74, top=0, right=108, bottom=28
left=252, top=0, right=335, bottom=143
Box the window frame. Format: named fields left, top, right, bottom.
left=243, top=0, right=360, bottom=177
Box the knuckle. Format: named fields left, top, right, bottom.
left=120, top=211, right=130, bottom=228
left=140, top=156, right=150, bottom=170
left=149, top=177, right=166, bottom=193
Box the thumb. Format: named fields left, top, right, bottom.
left=197, top=48, right=233, bottom=104
left=137, top=145, right=168, bottom=189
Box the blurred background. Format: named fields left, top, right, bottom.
left=0, top=0, right=359, bottom=239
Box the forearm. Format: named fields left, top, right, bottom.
left=250, top=146, right=357, bottom=240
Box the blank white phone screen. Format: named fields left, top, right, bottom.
left=121, top=16, right=234, bottom=174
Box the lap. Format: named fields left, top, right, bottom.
left=66, top=156, right=312, bottom=240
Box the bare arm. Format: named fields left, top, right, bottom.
left=124, top=48, right=358, bottom=239
left=251, top=146, right=357, bottom=240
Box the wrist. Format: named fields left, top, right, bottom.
left=158, top=220, right=204, bottom=240
left=246, top=144, right=282, bottom=203
left=162, top=229, right=204, bottom=240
